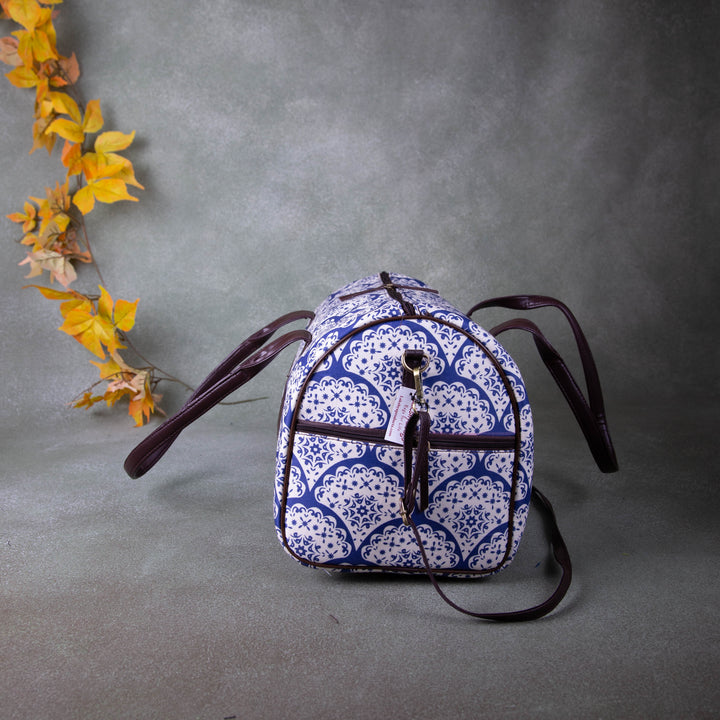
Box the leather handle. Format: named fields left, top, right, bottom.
left=124, top=313, right=313, bottom=479
left=468, top=295, right=618, bottom=473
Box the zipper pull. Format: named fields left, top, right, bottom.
left=401, top=408, right=431, bottom=518
left=400, top=350, right=431, bottom=517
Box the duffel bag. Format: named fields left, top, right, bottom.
left=125, top=271, right=618, bottom=621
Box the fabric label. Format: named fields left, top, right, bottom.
left=384, top=386, right=415, bottom=445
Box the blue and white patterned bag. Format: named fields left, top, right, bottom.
left=126, top=271, right=617, bottom=621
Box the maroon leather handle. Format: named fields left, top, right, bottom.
left=124, top=312, right=313, bottom=479
left=468, top=295, right=618, bottom=473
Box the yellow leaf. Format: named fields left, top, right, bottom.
left=129, top=395, right=152, bottom=426
left=50, top=91, right=81, bottom=123
left=102, top=328, right=126, bottom=356
left=75, top=328, right=106, bottom=359
left=14, top=29, right=33, bottom=66
left=73, top=391, right=104, bottom=410
left=90, top=177, right=138, bottom=206
left=56, top=288, right=131, bottom=359
left=23, top=283, right=77, bottom=301
left=60, top=308, right=95, bottom=335
left=97, top=285, right=113, bottom=321
left=89, top=357, right=124, bottom=381
left=82, top=98, right=103, bottom=134
left=102, top=152, right=144, bottom=189
left=103, top=385, right=131, bottom=408
left=33, top=29, right=55, bottom=61
left=59, top=306, right=116, bottom=359
left=7, top=0, right=41, bottom=31
left=114, top=297, right=139, bottom=332
left=46, top=116, right=84, bottom=143
left=7, top=201, right=37, bottom=233
left=72, top=184, right=95, bottom=215
left=127, top=374, right=159, bottom=426
left=30, top=114, right=57, bottom=155
left=5, top=63, right=38, bottom=87
left=80, top=152, right=125, bottom=182
left=35, top=95, right=54, bottom=119
left=61, top=139, right=82, bottom=172
left=36, top=5, right=56, bottom=46
left=15, top=25, right=56, bottom=65
left=59, top=296, right=90, bottom=317
left=30, top=193, right=48, bottom=215
left=94, top=130, right=135, bottom=153
left=20, top=232, right=38, bottom=247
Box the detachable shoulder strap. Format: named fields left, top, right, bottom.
left=401, top=407, right=572, bottom=621
left=468, top=294, right=618, bottom=473
left=406, top=487, right=571, bottom=622
left=124, top=310, right=313, bottom=479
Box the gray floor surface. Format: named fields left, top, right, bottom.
left=2, top=397, right=717, bottom=720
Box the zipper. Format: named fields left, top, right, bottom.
left=295, top=419, right=516, bottom=451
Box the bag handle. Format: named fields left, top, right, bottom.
left=124, top=310, right=313, bottom=479
left=468, top=295, right=618, bottom=473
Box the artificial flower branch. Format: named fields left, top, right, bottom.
left=2, top=0, right=166, bottom=424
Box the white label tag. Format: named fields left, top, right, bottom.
left=384, top=386, right=415, bottom=445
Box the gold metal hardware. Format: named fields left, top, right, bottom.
left=400, top=499, right=411, bottom=526
left=401, top=353, right=429, bottom=411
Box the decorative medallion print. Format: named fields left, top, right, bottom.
left=360, top=522, right=459, bottom=569
left=425, top=475, right=510, bottom=560
left=314, top=464, right=400, bottom=546
left=341, top=324, right=419, bottom=398
left=294, top=433, right=366, bottom=490
left=275, top=272, right=533, bottom=576
left=284, top=504, right=352, bottom=563
left=425, top=381, right=496, bottom=434
left=468, top=529, right=510, bottom=571
left=285, top=464, right=305, bottom=499
left=455, top=344, right=511, bottom=417
left=301, top=376, right=388, bottom=427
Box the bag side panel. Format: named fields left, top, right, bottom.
left=276, top=312, right=533, bottom=576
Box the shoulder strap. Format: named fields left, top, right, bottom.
left=402, top=412, right=571, bottom=621
left=468, top=295, right=618, bottom=473
left=124, top=311, right=313, bottom=479
left=407, top=486, right=571, bottom=621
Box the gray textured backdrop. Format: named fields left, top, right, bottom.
left=2, top=0, right=718, bottom=427
left=1, top=3, right=719, bottom=719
